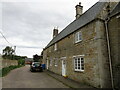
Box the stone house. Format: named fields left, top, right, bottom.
left=42, top=1, right=120, bottom=88
left=107, top=3, right=120, bottom=89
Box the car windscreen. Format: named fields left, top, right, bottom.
left=32, top=63, right=40, bottom=67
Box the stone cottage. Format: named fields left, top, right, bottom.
left=42, top=1, right=120, bottom=89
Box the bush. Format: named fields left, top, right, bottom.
left=18, top=59, right=25, bottom=66
left=0, top=65, right=23, bottom=77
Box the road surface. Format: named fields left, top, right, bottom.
left=2, top=65, right=69, bottom=88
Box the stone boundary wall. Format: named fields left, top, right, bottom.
left=0, top=56, right=18, bottom=69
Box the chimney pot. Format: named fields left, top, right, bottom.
left=53, top=28, right=58, bottom=38
left=79, top=2, right=81, bottom=6
left=75, top=2, right=83, bottom=19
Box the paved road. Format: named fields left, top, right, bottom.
left=2, top=65, right=69, bottom=88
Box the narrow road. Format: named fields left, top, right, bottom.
left=2, top=65, right=69, bottom=88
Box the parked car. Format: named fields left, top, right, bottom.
left=30, top=62, right=43, bottom=72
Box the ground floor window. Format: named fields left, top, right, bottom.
left=74, top=57, right=84, bottom=71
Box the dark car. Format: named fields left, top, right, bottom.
left=30, top=62, right=43, bottom=72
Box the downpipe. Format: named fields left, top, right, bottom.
left=104, top=17, right=114, bottom=90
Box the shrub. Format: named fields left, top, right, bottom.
left=18, top=59, right=25, bottom=66
left=1, top=65, right=23, bottom=77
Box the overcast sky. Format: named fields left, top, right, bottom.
left=0, top=0, right=99, bottom=58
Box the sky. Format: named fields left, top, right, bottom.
left=0, top=0, right=99, bottom=58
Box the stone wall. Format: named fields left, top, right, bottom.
left=108, top=12, right=120, bottom=89
left=42, top=2, right=119, bottom=88
left=0, top=57, right=18, bottom=69
left=43, top=19, right=111, bottom=88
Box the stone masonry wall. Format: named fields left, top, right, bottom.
left=1, top=59, right=18, bottom=68
left=43, top=19, right=111, bottom=88
left=108, top=13, right=120, bottom=89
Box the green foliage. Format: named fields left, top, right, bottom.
left=2, top=54, right=27, bottom=60
left=13, top=55, right=26, bottom=60
left=2, top=55, right=13, bottom=60
left=2, top=46, right=14, bottom=59
left=18, top=59, right=25, bottom=66
left=33, top=54, right=40, bottom=62
left=0, top=65, right=23, bottom=77
left=3, top=46, right=14, bottom=55
left=2, top=46, right=27, bottom=60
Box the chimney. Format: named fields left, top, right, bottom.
left=53, top=28, right=58, bottom=38
left=75, top=2, right=83, bottom=19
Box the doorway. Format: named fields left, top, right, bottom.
left=62, top=59, right=66, bottom=77
left=46, top=59, right=49, bottom=70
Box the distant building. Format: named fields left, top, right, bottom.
left=42, top=1, right=120, bottom=89
left=25, top=58, right=33, bottom=64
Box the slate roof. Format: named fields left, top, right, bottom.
left=110, top=2, right=120, bottom=17
left=45, top=2, right=106, bottom=49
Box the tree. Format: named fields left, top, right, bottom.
left=33, top=54, right=40, bottom=62
left=3, top=46, right=14, bottom=55
left=2, top=46, right=14, bottom=59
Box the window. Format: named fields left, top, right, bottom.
left=54, top=58, right=58, bottom=67
left=50, top=59, right=52, bottom=66
left=54, top=43, right=57, bottom=51
left=74, top=57, right=84, bottom=71
left=75, top=31, right=82, bottom=43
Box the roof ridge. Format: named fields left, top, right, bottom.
left=54, top=2, right=100, bottom=38
left=45, top=2, right=106, bottom=49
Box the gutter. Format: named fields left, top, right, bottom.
left=104, top=17, right=114, bottom=90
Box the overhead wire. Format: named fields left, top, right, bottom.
left=0, top=30, right=43, bottom=49
left=0, top=30, right=13, bottom=46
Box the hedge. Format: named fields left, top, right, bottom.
left=0, top=65, right=24, bottom=77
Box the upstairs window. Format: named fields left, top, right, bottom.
left=75, top=31, right=82, bottom=43
left=50, top=59, right=52, bottom=66
left=54, top=43, right=57, bottom=51
left=54, top=58, right=58, bottom=67
left=74, top=57, right=84, bottom=71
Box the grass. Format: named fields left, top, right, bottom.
left=0, top=65, right=24, bottom=77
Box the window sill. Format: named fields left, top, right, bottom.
left=54, top=49, right=58, bottom=51
left=74, top=70, right=84, bottom=72
left=55, top=65, right=58, bottom=67
left=75, top=40, right=82, bottom=44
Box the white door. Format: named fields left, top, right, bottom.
left=62, top=59, right=66, bottom=76
left=47, top=60, right=49, bottom=70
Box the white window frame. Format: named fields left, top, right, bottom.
left=54, top=43, right=57, bottom=51
left=74, top=56, right=84, bottom=72
left=54, top=58, right=58, bottom=67
left=75, top=31, right=82, bottom=43
left=50, top=59, right=52, bottom=66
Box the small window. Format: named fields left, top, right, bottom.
left=74, top=57, right=84, bottom=71
left=54, top=58, right=58, bottom=67
left=50, top=59, right=52, bottom=66
left=75, top=31, right=82, bottom=43
left=54, top=43, right=57, bottom=51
